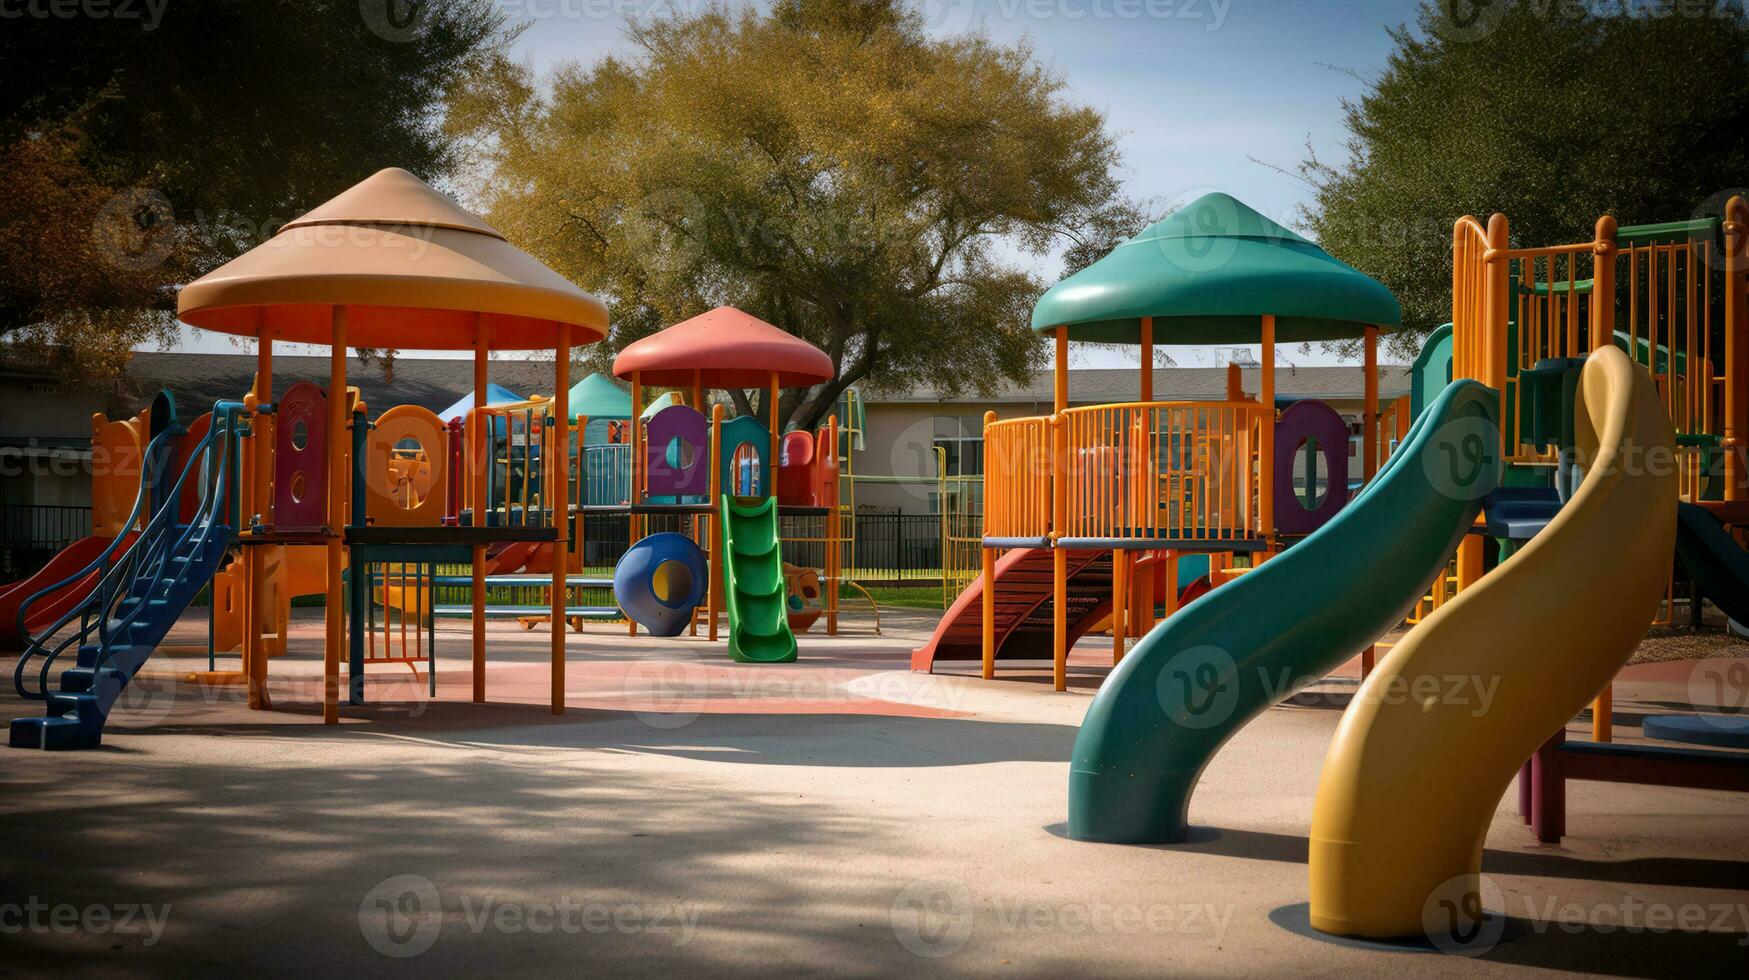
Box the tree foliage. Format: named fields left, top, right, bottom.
left=0, top=0, right=513, bottom=376
left=1299, top=1, right=1749, bottom=358
left=452, top=0, right=1141, bottom=429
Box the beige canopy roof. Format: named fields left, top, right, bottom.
left=177, top=168, right=608, bottom=350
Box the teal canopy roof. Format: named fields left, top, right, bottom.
left=1030, top=193, right=1401, bottom=344
left=439, top=383, right=522, bottom=421
left=567, top=373, right=631, bottom=421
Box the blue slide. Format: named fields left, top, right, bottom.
left=10, top=394, right=241, bottom=751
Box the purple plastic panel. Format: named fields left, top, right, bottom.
left=274, top=381, right=328, bottom=529
left=644, top=404, right=710, bottom=497
left=1273, top=399, right=1349, bottom=535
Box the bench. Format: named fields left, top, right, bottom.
left=1518, top=729, right=1749, bottom=843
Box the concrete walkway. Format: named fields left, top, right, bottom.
left=2, top=609, right=1745, bottom=977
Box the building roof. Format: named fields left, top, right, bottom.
left=177, top=167, right=610, bottom=350
left=863, top=364, right=1412, bottom=407
left=114, top=351, right=568, bottom=418
left=1031, top=192, right=1401, bottom=345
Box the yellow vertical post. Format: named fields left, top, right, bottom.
left=551, top=327, right=570, bottom=715
left=1363, top=325, right=1379, bottom=483
left=1052, top=326, right=1069, bottom=692
left=1591, top=215, right=1620, bottom=741
left=707, top=403, right=724, bottom=642
left=1137, top=315, right=1153, bottom=635
left=1259, top=315, right=1276, bottom=546
left=1457, top=215, right=1510, bottom=593
left=323, top=308, right=348, bottom=725
left=1726, top=196, right=1748, bottom=501
left=471, top=324, right=488, bottom=702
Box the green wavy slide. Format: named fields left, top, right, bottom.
left=1068, top=380, right=1502, bottom=843
left=720, top=495, right=798, bottom=663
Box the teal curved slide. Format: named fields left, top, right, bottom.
left=1675, top=502, right=1749, bottom=624
left=1068, top=380, right=1502, bottom=843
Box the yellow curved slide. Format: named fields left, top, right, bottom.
left=1309, top=347, right=1676, bottom=938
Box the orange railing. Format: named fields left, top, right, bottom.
left=983, top=414, right=1051, bottom=538
left=1453, top=208, right=1746, bottom=502
left=984, top=400, right=1268, bottom=544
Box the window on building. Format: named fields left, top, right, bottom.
left=932, top=415, right=984, bottom=478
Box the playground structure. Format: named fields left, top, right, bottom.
left=1000, top=193, right=1749, bottom=943
left=6, top=170, right=860, bottom=747
left=0, top=404, right=148, bottom=650
left=10, top=167, right=610, bottom=747
left=916, top=193, right=1399, bottom=688
left=610, top=306, right=841, bottom=662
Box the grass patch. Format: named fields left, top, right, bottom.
left=845, top=584, right=944, bottom=610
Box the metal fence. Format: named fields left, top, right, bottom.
left=0, top=505, right=93, bottom=581
left=845, top=512, right=944, bottom=583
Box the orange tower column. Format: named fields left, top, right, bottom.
left=1259, top=315, right=1276, bottom=551
left=1363, top=325, right=1379, bottom=482
left=246, top=331, right=274, bottom=708
left=551, top=326, right=570, bottom=715
left=1052, top=326, right=1069, bottom=691
left=1726, top=197, right=1748, bottom=501
left=471, top=323, right=489, bottom=702
left=323, top=308, right=349, bottom=725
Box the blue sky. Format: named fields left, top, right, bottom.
left=157, top=0, right=1429, bottom=367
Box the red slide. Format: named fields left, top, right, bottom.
left=912, top=551, right=1199, bottom=673
left=912, top=548, right=1111, bottom=672
left=0, top=534, right=126, bottom=651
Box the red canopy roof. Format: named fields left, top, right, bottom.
left=613, top=307, right=834, bottom=388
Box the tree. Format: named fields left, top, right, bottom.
left=450, top=0, right=1141, bottom=430
left=1298, top=2, right=1749, bottom=358
left=0, top=0, right=515, bottom=376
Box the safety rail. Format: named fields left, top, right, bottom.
left=13, top=401, right=242, bottom=699
left=1453, top=207, right=1746, bottom=502
left=983, top=400, right=1269, bottom=544
left=983, top=415, right=1051, bottom=538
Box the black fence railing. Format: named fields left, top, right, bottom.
left=0, top=504, right=94, bottom=581
left=846, top=513, right=942, bottom=582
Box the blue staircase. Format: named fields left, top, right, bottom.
left=10, top=394, right=243, bottom=750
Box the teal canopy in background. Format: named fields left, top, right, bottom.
left=439, top=383, right=522, bottom=421
left=567, top=373, right=632, bottom=421
left=1030, top=192, right=1401, bottom=345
